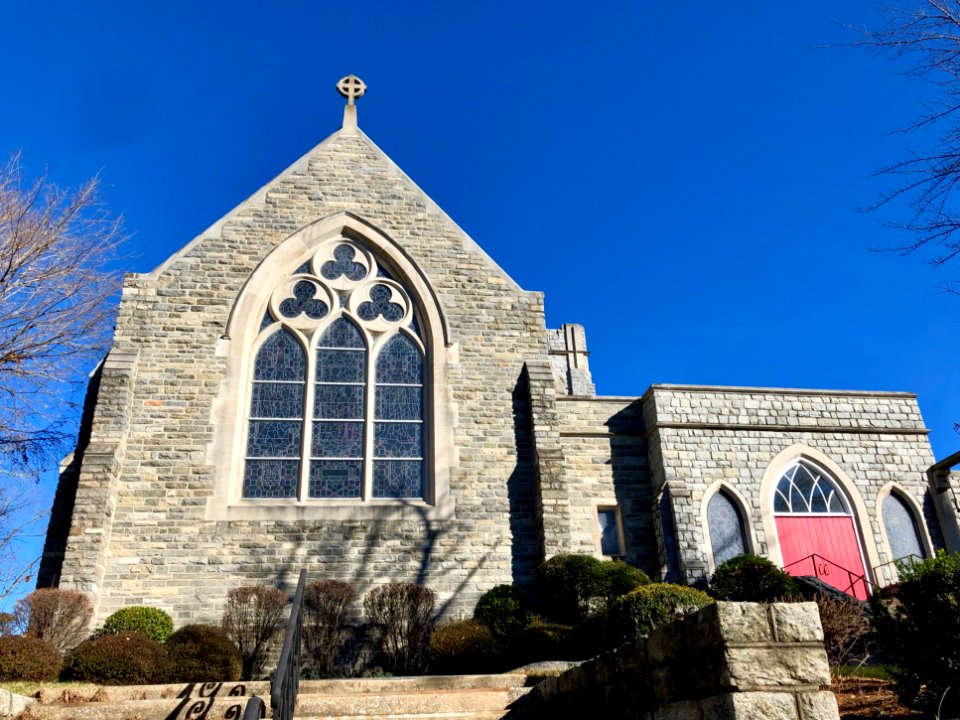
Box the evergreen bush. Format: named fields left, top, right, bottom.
left=64, top=632, right=169, bottom=685
left=707, top=554, right=798, bottom=602
left=221, top=585, right=287, bottom=680
left=303, top=579, right=357, bottom=677
left=363, top=582, right=435, bottom=675
left=103, top=606, right=174, bottom=644
left=510, top=620, right=574, bottom=666
left=166, top=624, right=242, bottom=682
left=871, top=551, right=960, bottom=716
left=429, top=620, right=505, bottom=674
left=473, top=585, right=531, bottom=639
left=607, top=583, right=713, bottom=644
left=0, top=635, right=61, bottom=681
left=535, top=554, right=649, bottom=625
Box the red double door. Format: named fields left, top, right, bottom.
left=776, top=515, right=869, bottom=600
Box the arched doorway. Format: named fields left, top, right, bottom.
left=774, top=460, right=870, bottom=599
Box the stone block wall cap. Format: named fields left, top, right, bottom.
left=644, top=383, right=918, bottom=399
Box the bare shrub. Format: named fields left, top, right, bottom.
left=815, top=593, right=871, bottom=678
left=221, top=585, right=287, bottom=680
left=363, top=582, right=435, bottom=675
left=14, top=587, right=92, bottom=654
left=303, top=579, right=356, bottom=677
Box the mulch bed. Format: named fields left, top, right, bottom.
left=835, top=677, right=925, bottom=719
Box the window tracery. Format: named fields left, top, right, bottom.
left=773, top=461, right=850, bottom=514
left=244, top=238, right=425, bottom=501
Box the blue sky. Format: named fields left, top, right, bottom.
left=1, top=1, right=957, bottom=586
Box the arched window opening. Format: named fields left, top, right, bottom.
left=882, top=492, right=926, bottom=562
left=774, top=461, right=849, bottom=514
left=707, top=490, right=747, bottom=568
left=242, top=238, right=426, bottom=501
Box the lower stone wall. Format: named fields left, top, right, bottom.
left=510, top=601, right=839, bottom=720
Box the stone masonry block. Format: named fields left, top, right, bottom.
left=771, top=602, right=824, bottom=643
left=701, top=691, right=799, bottom=720
left=713, top=602, right=774, bottom=645
left=724, top=647, right=831, bottom=689
left=797, top=691, right=841, bottom=720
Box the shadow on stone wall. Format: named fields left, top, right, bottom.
left=508, top=370, right=542, bottom=588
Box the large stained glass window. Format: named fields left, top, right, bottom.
left=707, top=491, right=747, bottom=568
left=882, top=492, right=925, bottom=562
left=243, top=238, right=426, bottom=501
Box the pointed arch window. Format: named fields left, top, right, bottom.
left=242, top=238, right=426, bottom=501
left=707, top=490, right=748, bottom=568
left=882, top=491, right=926, bottom=562
left=773, top=461, right=850, bottom=514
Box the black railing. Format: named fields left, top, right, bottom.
left=872, top=553, right=924, bottom=584
left=782, top=553, right=872, bottom=599
left=241, top=570, right=307, bottom=720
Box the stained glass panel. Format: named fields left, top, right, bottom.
left=374, top=422, right=422, bottom=458
left=279, top=280, right=329, bottom=320
left=320, top=244, right=367, bottom=282
left=358, top=284, right=404, bottom=322
left=376, top=335, right=422, bottom=384
left=251, top=383, right=304, bottom=419
left=316, top=350, right=365, bottom=383
left=375, top=386, right=422, bottom=420
left=243, top=459, right=299, bottom=498
left=318, top=317, right=365, bottom=348
left=293, top=260, right=311, bottom=275
left=708, top=492, right=747, bottom=567
left=259, top=312, right=274, bottom=331
left=373, top=460, right=423, bottom=498
left=883, top=493, right=925, bottom=561
left=314, top=385, right=364, bottom=419
left=254, top=330, right=306, bottom=381
left=247, top=420, right=302, bottom=457
left=309, top=460, right=363, bottom=498
left=312, top=421, right=364, bottom=457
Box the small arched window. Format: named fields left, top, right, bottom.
left=882, top=492, right=926, bottom=562
left=707, top=490, right=748, bottom=568
left=774, top=461, right=849, bottom=514
left=243, top=238, right=426, bottom=501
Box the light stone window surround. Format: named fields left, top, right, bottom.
left=875, top=481, right=934, bottom=584
left=205, top=212, right=456, bottom=521
left=758, top=443, right=882, bottom=580
left=700, top=481, right=755, bottom=574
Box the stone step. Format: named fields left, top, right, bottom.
left=301, top=713, right=508, bottom=720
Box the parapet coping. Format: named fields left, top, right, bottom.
left=555, top=383, right=919, bottom=405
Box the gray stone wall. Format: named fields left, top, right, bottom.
left=50, top=128, right=553, bottom=624
left=644, top=385, right=940, bottom=586
left=514, top=601, right=839, bottom=719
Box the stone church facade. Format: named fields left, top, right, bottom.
left=39, top=81, right=959, bottom=624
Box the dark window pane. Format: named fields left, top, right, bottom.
left=309, top=460, right=363, bottom=498
left=254, top=330, right=306, bottom=381
left=312, top=421, right=364, bottom=458
left=279, top=280, right=328, bottom=320
left=243, top=460, right=298, bottom=498
left=374, top=422, right=422, bottom=458
left=375, top=386, right=422, bottom=421
left=376, top=334, right=423, bottom=384
left=598, top=509, right=622, bottom=556
left=708, top=492, right=747, bottom=567
left=883, top=493, right=925, bottom=561
left=318, top=317, right=365, bottom=349
left=358, top=284, right=404, bottom=322
left=314, top=384, right=365, bottom=419
left=251, top=382, right=304, bottom=418
left=247, top=420, right=302, bottom=457
left=372, top=460, right=423, bottom=498
left=293, top=260, right=311, bottom=275
left=316, top=349, right=365, bottom=383
left=320, top=244, right=367, bottom=282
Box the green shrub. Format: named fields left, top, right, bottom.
left=429, top=620, right=505, bottom=674
left=0, top=635, right=61, bottom=681
left=64, top=632, right=169, bottom=684
left=871, top=551, right=960, bottom=715
left=364, top=582, right=435, bottom=675
left=607, top=583, right=714, bottom=644
left=510, top=620, right=574, bottom=666
left=303, top=579, right=357, bottom=678
left=535, top=555, right=649, bottom=625
left=15, top=588, right=93, bottom=654
left=473, top=585, right=531, bottom=639
left=166, top=624, right=242, bottom=682
left=103, top=606, right=174, bottom=644
left=707, top=554, right=798, bottom=603
left=221, top=585, right=287, bottom=680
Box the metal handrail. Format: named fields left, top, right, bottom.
left=782, top=553, right=872, bottom=598
left=270, top=569, right=307, bottom=720
left=872, top=553, right=924, bottom=581
left=242, top=695, right=266, bottom=720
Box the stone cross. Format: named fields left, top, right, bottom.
left=337, top=75, right=366, bottom=106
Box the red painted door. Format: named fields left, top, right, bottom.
left=776, top=516, right=869, bottom=600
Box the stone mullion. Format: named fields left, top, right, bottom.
left=363, top=334, right=377, bottom=500
left=300, top=335, right=316, bottom=501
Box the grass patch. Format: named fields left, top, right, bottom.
left=0, top=681, right=88, bottom=697
left=838, top=664, right=895, bottom=680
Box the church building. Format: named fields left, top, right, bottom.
left=39, top=77, right=960, bottom=624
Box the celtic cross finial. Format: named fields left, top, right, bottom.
left=337, top=75, right=366, bottom=106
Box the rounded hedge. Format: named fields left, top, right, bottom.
left=166, top=624, right=242, bottom=682
left=473, top=585, right=531, bottom=639
left=103, top=606, right=174, bottom=644
left=603, top=560, right=651, bottom=602
left=607, top=583, right=714, bottom=644
left=535, top=555, right=648, bottom=625
left=707, top=554, right=798, bottom=603
left=64, top=632, right=170, bottom=685
left=429, top=620, right=505, bottom=674
left=510, top=621, right=575, bottom=666
left=0, top=635, right=61, bottom=681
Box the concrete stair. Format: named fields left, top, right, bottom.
left=24, top=674, right=531, bottom=720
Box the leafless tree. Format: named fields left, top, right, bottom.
left=0, top=153, right=124, bottom=472
left=857, top=1, right=960, bottom=292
